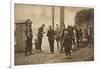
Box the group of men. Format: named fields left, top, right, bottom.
left=46, top=24, right=93, bottom=58
left=46, top=24, right=76, bottom=58
left=25, top=23, right=93, bottom=59
left=35, top=24, right=75, bottom=58
left=55, top=24, right=73, bottom=58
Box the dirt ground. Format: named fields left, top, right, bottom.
left=15, top=36, right=94, bottom=65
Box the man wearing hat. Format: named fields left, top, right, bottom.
left=25, top=23, right=33, bottom=56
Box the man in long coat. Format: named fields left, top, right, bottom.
left=60, top=24, right=66, bottom=53
left=63, top=29, right=72, bottom=59
left=25, top=24, right=33, bottom=56
left=47, top=25, right=55, bottom=53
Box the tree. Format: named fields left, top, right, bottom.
left=75, top=8, right=94, bottom=27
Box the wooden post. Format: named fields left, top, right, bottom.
left=60, top=6, right=64, bottom=30
left=52, top=6, right=54, bottom=30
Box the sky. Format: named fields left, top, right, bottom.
left=15, top=4, right=89, bottom=29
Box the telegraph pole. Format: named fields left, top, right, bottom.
left=52, top=6, right=54, bottom=30
left=60, top=6, right=64, bottom=30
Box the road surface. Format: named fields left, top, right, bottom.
left=15, top=36, right=94, bottom=65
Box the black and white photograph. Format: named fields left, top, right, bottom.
left=2, top=0, right=100, bottom=69
left=14, top=3, right=94, bottom=65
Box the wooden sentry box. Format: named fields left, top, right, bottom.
left=15, top=19, right=32, bottom=52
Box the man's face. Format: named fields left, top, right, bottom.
left=26, top=24, right=28, bottom=28
left=62, top=26, right=65, bottom=29
left=56, top=24, right=58, bottom=27
left=64, top=31, right=68, bottom=36
left=28, top=24, right=31, bottom=27
left=42, top=25, right=45, bottom=28
left=49, top=26, right=52, bottom=30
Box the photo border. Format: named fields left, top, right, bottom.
left=10, top=0, right=95, bottom=69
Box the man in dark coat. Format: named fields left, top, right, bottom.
left=63, top=29, right=72, bottom=59
left=68, top=26, right=74, bottom=50
left=38, top=24, right=45, bottom=52
left=25, top=24, right=33, bottom=56
left=60, top=24, right=66, bottom=53
left=47, top=25, right=55, bottom=53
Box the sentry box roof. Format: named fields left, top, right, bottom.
left=15, top=19, right=32, bottom=24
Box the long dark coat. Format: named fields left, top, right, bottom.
left=25, top=27, right=33, bottom=52
left=63, top=34, right=72, bottom=52
left=47, top=29, right=55, bottom=52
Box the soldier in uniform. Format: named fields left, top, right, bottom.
left=28, top=24, right=33, bottom=53
left=60, top=24, right=66, bottom=53
left=47, top=25, right=55, bottom=53
left=68, top=26, right=74, bottom=51
left=63, top=29, right=72, bottom=59
left=38, top=24, right=45, bottom=52
left=25, top=23, right=33, bottom=56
